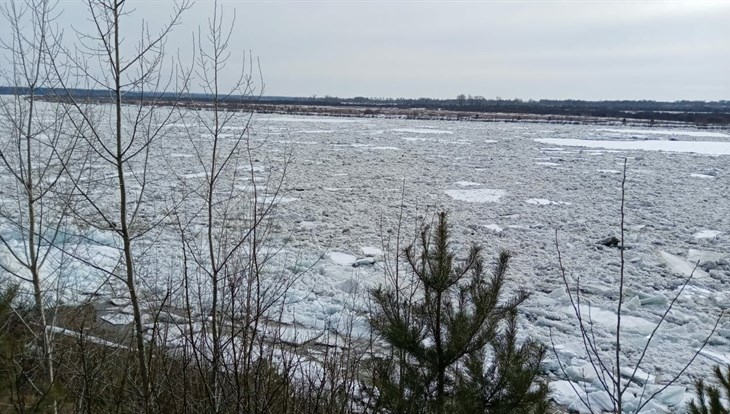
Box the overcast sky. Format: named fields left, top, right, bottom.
left=5, top=0, right=730, bottom=101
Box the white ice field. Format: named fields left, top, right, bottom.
left=1, top=109, right=729, bottom=413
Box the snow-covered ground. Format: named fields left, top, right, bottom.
left=2, top=111, right=729, bottom=412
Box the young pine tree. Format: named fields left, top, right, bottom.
left=368, top=212, right=549, bottom=414
left=688, top=365, right=730, bottom=414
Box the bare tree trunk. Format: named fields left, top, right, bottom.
left=109, top=2, right=150, bottom=404
left=170, top=3, right=303, bottom=411
left=47, top=0, right=191, bottom=410
left=0, top=1, right=73, bottom=412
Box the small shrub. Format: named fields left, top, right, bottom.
left=367, top=212, right=549, bottom=414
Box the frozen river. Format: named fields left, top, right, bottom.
left=2, top=110, right=728, bottom=412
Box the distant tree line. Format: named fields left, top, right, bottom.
left=2, top=87, right=729, bottom=126
left=346, top=95, right=730, bottom=126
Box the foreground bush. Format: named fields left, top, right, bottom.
left=367, top=212, right=549, bottom=414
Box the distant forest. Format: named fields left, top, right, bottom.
left=2, top=86, right=729, bottom=126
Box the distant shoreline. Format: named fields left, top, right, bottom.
left=140, top=99, right=730, bottom=129
left=194, top=102, right=722, bottom=129
left=2, top=86, right=728, bottom=128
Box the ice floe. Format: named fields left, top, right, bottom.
left=391, top=128, right=453, bottom=134
left=694, top=230, right=721, bottom=239
left=657, top=251, right=709, bottom=279
left=525, top=198, right=571, bottom=206
left=445, top=188, right=506, bottom=203
left=535, top=138, right=730, bottom=155
left=597, top=128, right=730, bottom=138
left=326, top=252, right=357, bottom=266
left=454, top=181, right=481, bottom=187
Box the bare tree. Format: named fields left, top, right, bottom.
left=46, top=0, right=191, bottom=410
left=0, top=0, right=78, bottom=411
left=165, top=1, right=304, bottom=412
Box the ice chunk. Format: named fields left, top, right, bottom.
left=548, top=287, right=568, bottom=302
left=640, top=294, right=668, bottom=307
left=657, top=251, right=709, bottom=279
left=650, top=385, right=686, bottom=407
left=47, top=326, right=129, bottom=349
left=627, top=385, right=685, bottom=411
left=625, top=295, right=641, bottom=311
left=535, top=138, right=730, bottom=155
left=391, top=128, right=453, bottom=134
left=526, top=198, right=552, bottom=205
left=694, top=230, right=721, bottom=239
left=454, top=181, right=481, bottom=187
left=483, top=224, right=503, bottom=234
left=525, top=198, right=571, bottom=206
left=638, top=399, right=672, bottom=413
left=699, top=348, right=730, bottom=365
left=688, top=249, right=725, bottom=265
left=550, top=380, right=587, bottom=408
left=298, top=221, right=319, bottom=230
left=565, top=362, right=599, bottom=383
left=353, top=257, right=376, bottom=267
left=596, top=128, right=730, bottom=138
left=108, top=298, right=130, bottom=306
left=573, top=305, right=655, bottom=335
left=101, top=313, right=134, bottom=326
left=361, top=246, right=383, bottom=257
left=184, top=172, right=207, bottom=179
left=552, top=343, right=584, bottom=361
left=445, top=189, right=506, bottom=203
left=568, top=391, right=614, bottom=413
left=619, top=366, right=656, bottom=385
left=279, top=327, right=320, bottom=346
left=337, top=278, right=360, bottom=294
left=327, top=252, right=357, bottom=266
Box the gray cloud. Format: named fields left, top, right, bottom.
left=3, top=0, right=728, bottom=100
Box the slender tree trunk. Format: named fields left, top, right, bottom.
left=26, top=86, right=58, bottom=414
left=111, top=1, right=150, bottom=409
left=208, top=92, right=221, bottom=414
left=435, top=289, right=444, bottom=414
